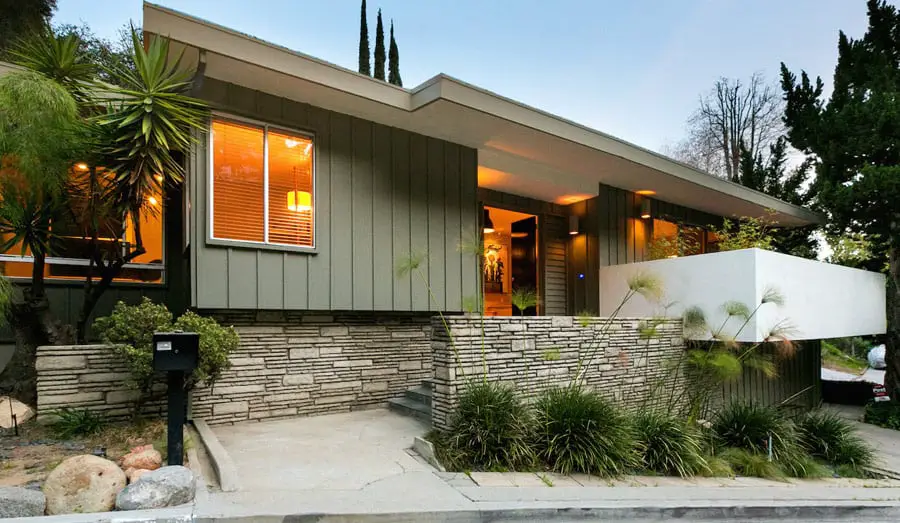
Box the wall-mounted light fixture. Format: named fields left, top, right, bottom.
left=568, top=215, right=580, bottom=235
left=640, top=199, right=652, bottom=219
left=483, top=209, right=495, bottom=233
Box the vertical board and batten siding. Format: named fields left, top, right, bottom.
left=718, top=341, right=822, bottom=410
left=189, top=78, right=478, bottom=312
left=478, top=189, right=569, bottom=315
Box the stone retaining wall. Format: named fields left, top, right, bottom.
left=430, top=316, right=684, bottom=430
left=191, top=312, right=433, bottom=424
left=36, top=345, right=166, bottom=420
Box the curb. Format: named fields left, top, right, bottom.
left=192, top=503, right=900, bottom=522
left=192, top=419, right=241, bottom=492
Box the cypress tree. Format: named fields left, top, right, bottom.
left=358, top=0, right=370, bottom=75
left=374, top=9, right=386, bottom=80
left=388, top=20, right=402, bottom=87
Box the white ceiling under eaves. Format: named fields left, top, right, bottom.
left=144, top=2, right=819, bottom=227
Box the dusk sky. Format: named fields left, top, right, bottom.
left=53, top=0, right=874, bottom=154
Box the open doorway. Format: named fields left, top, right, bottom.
left=483, top=206, right=539, bottom=316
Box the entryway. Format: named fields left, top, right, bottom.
left=482, top=206, right=538, bottom=316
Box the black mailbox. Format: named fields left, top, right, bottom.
left=153, top=332, right=199, bottom=372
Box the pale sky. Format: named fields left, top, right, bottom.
left=52, top=0, right=876, bottom=153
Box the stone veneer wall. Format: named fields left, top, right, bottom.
left=35, top=312, right=432, bottom=424
left=191, top=311, right=432, bottom=424
left=430, top=316, right=684, bottom=430
left=36, top=345, right=166, bottom=420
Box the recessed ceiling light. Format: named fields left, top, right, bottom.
left=636, top=190, right=656, bottom=196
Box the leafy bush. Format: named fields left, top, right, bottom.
left=48, top=408, right=105, bottom=439
left=534, top=386, right=637, bottom=476
left=93, top=298, right=173, bottom=393
left=633, top=410, right=707, bottom=477
left=93, top=298, right=238, bottom=415
left=438, top=381, right=535, bottom=471
left=864, top=401, right=900, bottom=430
left=797, top=410, right=874, bottom=469
left=713, top=216, right=775, bottom=252
left=713, top=401, right=826, bottom=478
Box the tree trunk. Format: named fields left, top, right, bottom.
left=884, top=241, right=900, bottom=399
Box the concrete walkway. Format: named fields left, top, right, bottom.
left=184, top=408, right=900, bottom=522
left=826, top=403, right=900, bottom=477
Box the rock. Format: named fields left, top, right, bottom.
left=0, top=396, right=34, bottom=429
left=115, top=466, right=195, bottom=511
left=125, top=467, right=152, bottom=483
left=43, top=454, right=126, bottom=515
left=121, top=444, right=162, bottom=471
left=0, top=486, right=45, bottom=518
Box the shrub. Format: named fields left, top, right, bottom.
left=174, top=311, right=238, bottom=389
left=534, top=386, right=637, bottom=476
left=633, top=410, right=707, bottom=477
left=718, top=447, right=786, bottom=479
left=93, top=298, right=173, bottom=393
left=93, top=298, right=238, bottom=416
left=48, top=408, right=105, bottom=439
left=713, top=401, right=825, bottom=478
left=797, top=410, right=874, bottom=470
left=864, top=401, right=900, bottom=430
left=439, top=380, right=535, bottom=471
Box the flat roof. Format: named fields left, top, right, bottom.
left=143, top=2, right=820, bottom=227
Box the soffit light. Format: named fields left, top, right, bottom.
left=636, top=190, right=656, bottom=196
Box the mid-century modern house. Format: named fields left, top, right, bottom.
left=3, top=3, right=887, bottom=424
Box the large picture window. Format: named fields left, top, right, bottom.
left=210, top=117, right=315, bottom=248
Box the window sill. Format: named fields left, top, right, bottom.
left=206, top=237, right=318, bottom=255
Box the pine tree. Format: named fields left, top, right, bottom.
left=781, top=0, right=900, bottom=395
left=373, top=9, right=386, bottom=81
left=388, top=20, right=402, bottom=87
left=357, top=0, right=370, bottom=76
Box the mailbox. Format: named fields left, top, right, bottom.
left=153, top=332, right=199, bottom=372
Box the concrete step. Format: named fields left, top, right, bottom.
left=388, top=396, right=431, bottom=423
left=405, top=385, right=432, bottom=407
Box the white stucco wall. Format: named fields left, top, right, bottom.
left=598, top=248, right=886, bottom=342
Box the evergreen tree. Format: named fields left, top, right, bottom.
left=0, top=0, right=57, bottom=55
left=388, top=20, right=402, bottom=87
left=358, top=0, right=370, bottom=75
left=736, top=138, right=818, bottom=259
left=781, top=0, right=900, bottom=395
left=373, top=9, right=386, bottom=81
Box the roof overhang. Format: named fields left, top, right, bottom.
left=144, top=2, right=820, bottom=227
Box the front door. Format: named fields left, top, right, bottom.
left=483, top=206, right=539, bottom=316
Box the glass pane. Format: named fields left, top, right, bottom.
left=267, top=130, right=314, bottom=247
left=212, top=120, right=265, bottom=242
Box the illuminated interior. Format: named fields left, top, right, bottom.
left=211, top=118, right=315, bottom=247
left=483, top=206, right=539, bottom=316
left=650, top=218, right=714, bottom=259
left=0, top=169, right=164, bottom=283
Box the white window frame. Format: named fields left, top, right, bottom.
left=207, top=113, right=317, bottom=253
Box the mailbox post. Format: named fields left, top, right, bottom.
left=153, top=332, right=199, bottom=466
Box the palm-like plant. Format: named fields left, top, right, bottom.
left=510, top=286, right=537, bottom=316
left=9, top=27, right=96, bottom=102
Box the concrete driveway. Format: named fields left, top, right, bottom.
left=826, top=403, right=900, bottom=478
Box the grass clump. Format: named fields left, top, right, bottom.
left=48, top=408, right=106, bottom=439
left=797, top=409, right=874, bottom=470
left=534, top=386, right=637, bottom=476
left=864, top=401, right=900, bottom=431
left=712, top=401, right=828, bottom=479
left=433, top=380, right=535, bottom=472
left=633, top=410, right=707, bottom=477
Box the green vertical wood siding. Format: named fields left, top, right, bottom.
left=189, top=78, right=478, bottom=312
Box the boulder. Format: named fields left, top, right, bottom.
left=125, top=467, right=152, bottom=483
left=0, top=486, right=45, bottom=518
left=43, top=454, right=126, bottom=515
left=115, top=466, right=195, bottom=511
left=0, top=396, right=34, bottom=429
left=121, top=444, right=162, bottom=471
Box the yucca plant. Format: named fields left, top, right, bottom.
left=440, top=380, right=535, bottom=471
left=10, top=27, right=97, bottom=102
left=534, top=386, right=638, bottom=476
left=796, top=410, right=874, bottom=471
left=633, top=410, right=707, bottom=477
